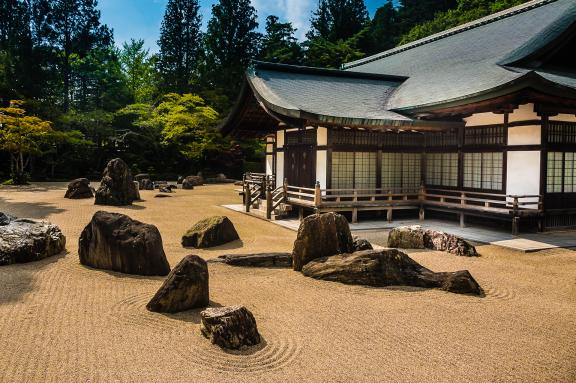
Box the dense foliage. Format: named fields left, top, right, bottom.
left=0, top=0, right=531, bottom=184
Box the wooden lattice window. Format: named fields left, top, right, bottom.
left=426, top=153, right=458, bottom=187
left=331, top=151, right=377, bottom=190
left=381, top=152, right=421, bottom=192
left=547, top=152, right=576, bottom=193
left=548, top=122, right=576, bottom=144
left=463, top=152, right=503, bottom=191
left=425, top=131, right=459, bottom=148
left=464, top=126, right=505, bottom=145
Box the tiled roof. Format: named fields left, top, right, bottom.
left=342, top=0, right=576, bottom=110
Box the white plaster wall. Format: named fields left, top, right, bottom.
left=464, top=112, right=504, bottom=126
left=266, top=155, right=273, bottom=176
left=276, top=152, right=284, bottom=186
left=550, top=113, right=576, bottom=122
left=508, top=103, right=539, bottom=122
left=316, top=150, right=327, bottom=188
left=276, top=130, right=284, bottom=148
left=506, top=151, right=541, bottom=209
left=508, top=125, right=541, bottom=145
left=317, top=127, right=328, bottom=146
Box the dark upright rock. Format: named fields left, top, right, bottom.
left=200, top=306, right=261, bottom=349
left=64, top=178, right=94, bottom=199
left=292, top=212, right=354, bottom=271
left=94, top=158, right=137, bottom=206
left=0, top=216, right=66, bottom=266
left=147, top=255, right=209, bottom=313
left=182, top=216, right=239, bottom=248
left=301, top=249, right=482, bottom=295
left=78, top=211, right=170, bottom=276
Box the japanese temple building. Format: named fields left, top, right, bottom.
left=221, top=0, right=576, bottom=232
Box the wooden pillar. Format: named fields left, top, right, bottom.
left=512, top=196, right=519, bottom=235
left=352, top=190, right=358, bottom=223
left=266, top=186, right=272, bottom=220
left=244, top=180, right=250, bottom=213
left=299, top=207, right=304, bottom=221
left=460, top=192, right=466, bottom=228
left=314, top=181, right=321, bottom=208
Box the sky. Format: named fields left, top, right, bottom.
left=98, top=0, right=387, bottom=53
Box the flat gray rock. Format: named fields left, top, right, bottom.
left=0, top=215, right=66, bottom=266
left=209, top=253, right=292, bottom=267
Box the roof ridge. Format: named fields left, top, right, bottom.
left=343, top=0, right=560, bottom=70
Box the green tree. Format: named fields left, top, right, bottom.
left=304, top=34, right=365, bottom=68
left=259, top=15, right=303, bottom=65
left=157, top=0, right=203, bottom=94
left=307, top=0, right=369, bottom=43
left=0, top=100, right=53, bottom=183
left=399, top=0, right=530, bottom=45
left=120, top=39, right=156, bottom=103
left=37, top=0, right=113, bottom=111
left=204, top=0, right=260, bottom=100
left=364, top=0, right=398, bottom=54
left=0, top=0, right=37, bottom=99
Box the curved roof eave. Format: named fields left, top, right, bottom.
left=391, top=70, right=576, bottom=114
left=244, top=70, right=430, bottom=128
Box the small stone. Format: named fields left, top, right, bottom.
left=200, top=306, right=261, bottom=349
left=147, top=255, right=209, bottom=313
left=353, top=237, right=373, bottom=251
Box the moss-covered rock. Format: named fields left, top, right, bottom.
left=182, top=216, right=239, bottom=248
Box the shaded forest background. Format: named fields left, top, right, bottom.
left=0, top=0, right=529, bottom=183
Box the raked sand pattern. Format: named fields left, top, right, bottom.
left=0, top=183, right=575, bottom=383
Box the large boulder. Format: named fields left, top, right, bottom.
left=64, top=178, right=93, bottom=199
left=292, top=212, right=354, bottom=271
left=182, top=176, right=203, bottom=189
left=388, top=226, right=478, bottom=256
left=94, top=158, right=137, bottom=206
left=200, top=306, right=261, bottom=349
left=209, top=253, right=292, bottom=268
left=0, top=215, right=66, bottom=266
left=79, top=211, right=170, bottom=276
left=182, top=216, right=239, bottom=248
left=146, top=255, right=209, bottom=313
left=301, top=249, right=482, bottom=295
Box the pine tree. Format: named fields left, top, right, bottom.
left=203, top=0, right=260, bottom=100
left=259, top=16, right=302, bottom=65
left=365, top=0, right=397, bottom=54
left=0, top=0, right=35, bottom=99
left=38, top=0, right=113, bottom=111
left=307, top=0, right=369, bottom=43
left=157, top=0, right=203, bottom=94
